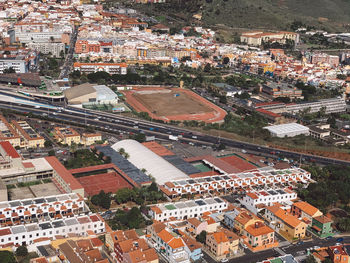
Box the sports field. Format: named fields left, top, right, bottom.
left=123, top=87, right=226, bottom=123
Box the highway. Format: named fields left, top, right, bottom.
left=1, top=98, right=350, bottom=167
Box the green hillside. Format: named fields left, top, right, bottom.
left=202, top=0, right=350, bottom=32
left=133, top=0, right=350, bottom=33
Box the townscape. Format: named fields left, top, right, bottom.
left=0, top=0, right=350, bottom=263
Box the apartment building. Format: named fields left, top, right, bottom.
left=147, top=224, right=190, bottom=263
left=53, top=127, right=80, bottom=146
left=27, top=42, right=65, bottom=58
left=73, top=62, right=127, bottom=75
left=0, top=193, right=86, bottom=227
left=162, top=168, right=311, bottom=199
left=206, top=228, right=239, bottom=259
left=11, top=120, right=45, bottom=149
left=0, top=214, right=105, bottom=247
left=240, top=188, right=297, bottom=214
left=148, top=198, right=228, bottom=222
left=311, top=53, right=339, bottom=67
left=81, top=133, right=102, bottom=146
left=265, top=205, right=307, bottom=240
left=224, top=208, right=264, bottom=234
left=0, top=115, right=21, bottom=147
left=262, top=83, right=303, bottom=99
left=243, top=222, right=276, bottom=251
left=291, top=201, right=323, bottom=225
left=240, top=31, right=299, bottom=46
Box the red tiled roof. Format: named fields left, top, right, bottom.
left=45, top=156, right=83, bottom=191
left=0, top=141, right=20, bottom=158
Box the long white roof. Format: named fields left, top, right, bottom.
left=111, top=140, right=189, bottom=184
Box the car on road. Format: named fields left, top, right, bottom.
left=325, top=236, right=333, bottom=240
left=221, top=258, right=228, bottom=263
left=297, top=241, right=304, bottom=245
left=336, top=238, right=344, bottom=242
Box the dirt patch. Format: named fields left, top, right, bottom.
left=123, top=87, right=226, bottom=123
left=133, top=89, right=212, bottom=116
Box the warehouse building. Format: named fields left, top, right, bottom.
left=111, top=140, right=189, bottom=185
left=64, top=84, right=118, bottom=105
left=263, top=123, right=309, bottom=138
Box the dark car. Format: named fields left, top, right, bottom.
left=336, top=237, right=344, bottom=242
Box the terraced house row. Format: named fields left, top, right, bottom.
left=162, top=168, right=312, bottom=199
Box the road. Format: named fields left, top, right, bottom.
left=203, top=236, right=350, bottom=263
left=1, top=97, right=350, bottom=167
left=59, top=26, right=79, bottom=79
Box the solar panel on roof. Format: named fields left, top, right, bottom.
left=96, top=146, right=150, bottom=184
left=163, top=155, right=201, bottom=175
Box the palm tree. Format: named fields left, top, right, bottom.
left=124, top=153, right=130, bottom=159
left=118, top=148, right=125, bottom=155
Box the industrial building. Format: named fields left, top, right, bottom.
left=111, top=140, right=190, bottom=185
left=263, top=123, right=310, bottom=138
left=64, top=83, right=119, bottom=105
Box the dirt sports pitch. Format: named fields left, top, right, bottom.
left=123, top=87, right=226, bottom=123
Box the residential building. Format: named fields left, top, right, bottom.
left=205, top=228, right=239, bottom=259
left=226, top=208, right=264, bottom=234
left=11, top=120, right=45, bottom=149
left=291, top=201, right=323, bottom=225
left=257, top=254, right=298, bottom=263
left=265, top=205, right=307, bottom=240
left=73, top=62, right=127, bottom=75
left=150, top=227, right=190, bottom=263
left=240, top=31, right=299, bottom=46
left=240, top=188, right=297, bottom=214
left=0, top=193, right=86, bottom=227
left=27, top=42, right=65, bottom=58
left=58, top=238, right=108, bottom=263
left=0, top=49, right=38, bottom=73
left=243, top=222, right=277, bottom=251
left=182, top=235, right=203, bottom=262
left=328, top=245, right=350, bottom=263
left=186, top=217, right=207, bottom=236
left=311, top=53, right=339, bottom=67
left=81, top=133, right=102, bottom=146
left=309, top=124, right=331, bottom=140
left=162, top=168, right=311, bottom=199
left=262, top=82, right=303, bottom=99
left=148, top=197, right=228, bottom=222
left=0, top=214, right=105, bottom=247
left=311, top=215, right=333, bottom=238
left=0, top=114, right=21, bottom=147
left=53, top=127, right=80, bottom=146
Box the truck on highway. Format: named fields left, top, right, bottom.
left=169, top=135, right=178, bottom=141
left=145, top=136, right=155, bottom=142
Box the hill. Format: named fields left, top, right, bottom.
left=133, top=0, right=350, bottom=34
left=202, top=0, right=350, bottom=32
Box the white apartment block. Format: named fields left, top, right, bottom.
left=0, top=213, right=105, bottom=247
left=240, top=188, right=297, bottom=214
left=0, top=193, right=86, bottom=224
left=0, top=59, right=27, bottom=73
left=15, top=32, right=64, bottom=44
left=148, top=197, right=228, bottom=222
left=286, top=98, right=346, bottom=115
left=27, top=42, right=65, bottom=57
left=163, top=168, right=311, bottom=199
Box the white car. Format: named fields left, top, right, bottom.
left=221, top=258, right=229, bottom=263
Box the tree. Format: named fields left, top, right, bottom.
left=48, top=150, right=55, bottom=156
left=196, top=231, right=207, bottom=243
left=60, top=50, right=65, bottom=58
left=3, top=67, right=16, bottom=74
left=304, top=255, right=317, bottom=263
left=118, top=148, right=125, bottom=155
left=0, top=251, right=16, bottom=263
left=44, top=140, right=53, bottom=148
left=16, top=245, right=28, bottom=257
left=222, top=57, right=230, bottom=65
left=91, top=190, right=111, bottom=209
left=204, top=63, right=211, bottom=72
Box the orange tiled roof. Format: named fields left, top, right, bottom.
left=293, top=201, right=320, bottom=217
